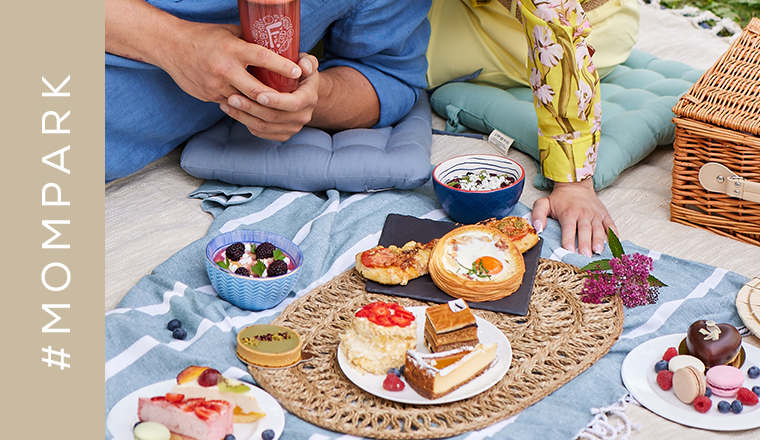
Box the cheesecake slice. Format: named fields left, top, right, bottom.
left=137, top=394, right=233, bottom=440
left=173, top=366, right=265, bottom=423
left=404, top=342, right=497, bottom=400
left=424, top=299, right=479, bottom=352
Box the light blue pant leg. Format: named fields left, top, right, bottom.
left=105, top=65, right=225, bottom=182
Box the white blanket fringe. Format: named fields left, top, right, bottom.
left=577, top=395, right=641, bottom=440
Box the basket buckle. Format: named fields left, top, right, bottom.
left=698, top=162, right=760, bottom=204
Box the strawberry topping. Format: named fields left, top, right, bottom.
left=356, top=301, right=415, bottom=327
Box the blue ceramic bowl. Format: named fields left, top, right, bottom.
left=433, top=154, right=525, bottom=224
left=205, top=230, right=303, bottom=311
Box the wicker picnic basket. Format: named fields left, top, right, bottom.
left=670, top=17, right=760, bottom=246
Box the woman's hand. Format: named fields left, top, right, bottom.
left=531, top=178, right=617, bottom=257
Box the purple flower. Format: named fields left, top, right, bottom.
left=581, top=252, right=660, bottom=309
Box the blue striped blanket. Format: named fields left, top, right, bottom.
left=105, top=180, right=749, bottom=440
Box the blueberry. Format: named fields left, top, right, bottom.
left=753, top=385, right=760, bottom=397
left=388, top=367, right=402, bottom=377
left=261, top=429, right=275, bottom=440
left=717, top=401, right=731, bottom=413
left=748, top=366, right=760, bottom=379
left=654, top=360, right=669, bottom=373
left=399, top=365, right=405, bottom=375
left=224, top=435, right=236, bottom=440
left=704, top=387, right=712, bottom=398
left=167, top=319, right=182, bottom=331
left=172, top=327, right=187, bottom=340
left=731, top=399, right=743, bottom=414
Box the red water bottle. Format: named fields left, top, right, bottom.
left=238, top=0, right=300, bottom=93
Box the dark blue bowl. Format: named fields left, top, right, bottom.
left=433, top=154, right=525, bottom=224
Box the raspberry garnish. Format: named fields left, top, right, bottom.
left=737, top=387, right=759, bottom=406
left=662, top=347, right=678, bottom=361
left=656, top=370, right=674, bottom=390
left=382, top=372, right=405, bottom=391
left=693, top=395, right=711, bottom=413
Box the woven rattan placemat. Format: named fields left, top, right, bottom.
left=249, top=259, right=624, bottom=439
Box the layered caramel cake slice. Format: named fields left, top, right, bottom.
left=404, top=343, right=497, bottom=400
left=424, top=299, right=479, bottom=352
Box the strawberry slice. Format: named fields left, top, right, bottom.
left=164, top=393, right=185, bottom=403
left=194, top=405, right=218, bottom=420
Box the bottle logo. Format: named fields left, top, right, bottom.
left=252, top=15, right=294, bottom=54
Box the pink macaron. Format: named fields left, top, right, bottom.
left=705, top=365, right=744, bottom=397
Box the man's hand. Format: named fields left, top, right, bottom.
left=158, top=21, right=303, bottom=105
left=531, top=178, right=617, bottom=257
left=220, top=53, right=320, bottom=141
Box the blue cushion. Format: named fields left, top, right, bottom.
left=429, top=50, right=703, bottom=190
left=180, top=92, right=432, bottom=192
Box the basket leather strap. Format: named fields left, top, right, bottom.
left=699, top=162, right=760, bottom=204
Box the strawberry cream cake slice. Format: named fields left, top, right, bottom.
left=137, top=393, right=233, bottom=440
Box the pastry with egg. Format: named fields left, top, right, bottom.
left=428, top=225, right=525, bottom=302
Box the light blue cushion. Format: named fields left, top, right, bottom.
left=180, top=92, right=432, bottom=192
left=429, top=50, right=703, bottom=190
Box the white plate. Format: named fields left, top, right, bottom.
left=337, top=306, right=512, bottom=404
left=106, top=379, right=285, bottom=440
left=621, top=333, right=760, bottom=431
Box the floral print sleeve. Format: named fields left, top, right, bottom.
left=518, top=0, right=601, bottom=183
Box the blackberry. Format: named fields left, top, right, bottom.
left=267, top=259, right=288, bottom=277
left=225, top=242, right=245, bottom=261
left=234, top=267, right=251, bottom=277
left=255, top=242, right=276, bottom=260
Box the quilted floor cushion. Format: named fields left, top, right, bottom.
left=181, top=92, right=432, bottom=192
left=429, top=49, right=704, bottom=190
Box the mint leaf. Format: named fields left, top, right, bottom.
left=216, top=257, right=230, bottom=270
left=581, top=259, right=611, bottom=272
left=252, top=260, right=266, bottom=277
left=608, top=228, right=625, bottom=259
left=273, top=249, right=284, bottom=260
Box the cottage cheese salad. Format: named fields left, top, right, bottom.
left=445, top=170, right=516, bottom=191
left=214, top=241, right=296, bottom=278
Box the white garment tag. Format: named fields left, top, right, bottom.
left=448, top=298, right=468, bottom=313
left=487, top=129, right=514, bottom=156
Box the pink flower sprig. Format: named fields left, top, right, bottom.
left=580, top=229, right=666, bottom=308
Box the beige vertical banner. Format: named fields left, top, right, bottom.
left=2, top=1, right=104, bottom=439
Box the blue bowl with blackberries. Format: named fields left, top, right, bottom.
left=205, top=229, right=303, bottom=311
left=433, top=154, right=525, bottom=224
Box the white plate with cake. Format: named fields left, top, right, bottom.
left=622, top=333, right=760, bottom=431
left=106, top=378, right=285, bottom=440
left=338, top=303, right=511, bottom=404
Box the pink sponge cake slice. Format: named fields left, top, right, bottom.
left=138, top=393, right=233, bottom=440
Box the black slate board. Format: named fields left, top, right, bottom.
left=364, top=214, right=542, bottom=315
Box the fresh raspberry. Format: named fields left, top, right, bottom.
left=662, top=347, right=679, bottom=361
left=693, top=395, right=711, bottom=413
left=382, top=372, right=405, bottom=391
left=656, top=370, right=674, bottom=390
left=737, top=387, right=759, bottom=406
